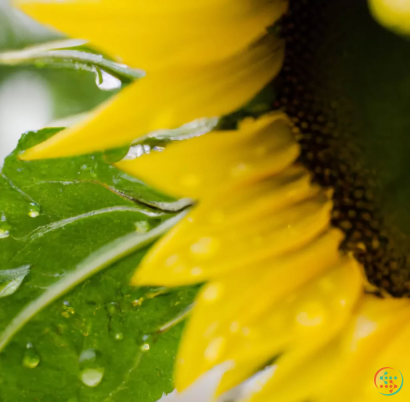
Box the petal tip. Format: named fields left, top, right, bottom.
left=18, top=141, right=61, bottom=161
left=130, top=269, right=150, bottom=287
left=18, top=146, right=43, bottom=161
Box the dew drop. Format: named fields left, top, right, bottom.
left=165, top=254, right=179, bottom=267
left=295, top=301, right=325, bottom=328
left=62, top=301, right=75, bottom=318
left=230, top=322, right=240, bottom=333
left=0, top=265, right=30, bottom=298
left=79, top=349, right=96, bottom=363
left=204, top=337, right=225, bottom=363
left=106, top=302, right=117, bottom=316
left=132, top=297, right=144, bottom=307
left=106, top=303, right=124, bottom=340
left=109, top=318, right=124, bottom=341
left=0, top=229, right=9, bottom=239
left=135, top=221, right=150, bottom=234
left=202, top=283, right=222, bottom=302
left=191, top=267, right=203, bottom=276
left=28, top=203, right=41, bottom=218
left=23, top=343, right=40, bottom=369
left=190, top=237, right=220, bottom=259
left=94, top=67, right=122, bottom=91
left=80, top=368, right=104, bottom=387
left=79, top=349, right=104, bottom=387
left=141, top=343, right=150, bottom=352
left=0, top=218, right=11, bottom=239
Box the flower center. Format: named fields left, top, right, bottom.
left=277, top=0, right=410, bottom=296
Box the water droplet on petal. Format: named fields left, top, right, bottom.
left=204, top=337, right=225, bottom=363
left=202, top=283, right=223, bottom=302
left=165, top=254, right=179, bottom=267
left=295, top=301, right=326, bottom=327
left=23, top=343, right=40, bottom=369
left=191, top=267, right=203, bottom=276
left=190, top=237, right=220, bottom=259
left=230, top=322, right=240, bottom=333
left=80, top=368, right=104, bottom=387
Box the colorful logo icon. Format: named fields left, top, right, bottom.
left=374, top=367, right=403, bottom=396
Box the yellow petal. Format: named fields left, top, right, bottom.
left=360, top=322, right=410, bottom=401
left=175, top=229, right=345, bottom=391
left=176, top=251, right=362, bottom=394
left=117, top=114, right=300, bottom=199
left=20, top=36, right=284, bottom=160
left=369, top=0, right=410, bottom=36
left=14, top=0, right=287, bottom=70
left=132, top=175, right=333, bottom=287
left=249, top=296, right=410, bottom=402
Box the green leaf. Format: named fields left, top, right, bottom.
left=0, top=128, right=196, bottom=401
left=0, top=39, right=145, bottom=87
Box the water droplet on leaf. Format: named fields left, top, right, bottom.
left=132, top=297, right=144, bottom=307
left=135, top=221, right=150, bottom=234
left=0, top=265, right=30, bottom=298
left=79, top=348, right=105, bottom=387
left=79, top=349, right=96, bottom=363
left=94, top=67, right=122, bottom=91
left=106, top=302, right=117, bottom=316
left=0, top=219, right=11, bottom=239
left=62, top=301, right=75, bottom=318
left=28, top=203, right=41, bottom=218
left=23, top=343, right=40, bottom=369
left=141, top=343, right=150, bottom=352
left=80, top=368, right=104, bottom=387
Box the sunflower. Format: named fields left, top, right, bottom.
left=13, top=0, right=410, bottom=401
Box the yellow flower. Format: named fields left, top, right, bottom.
left=123, top=114, right=410, bottom=401
left=16, top=0, right=287, bottom=71
left=15, top=0, right=285, bottom=160
left=369, top=0, right=410, bottom=36
left=14, top=0, right=410, bottom=401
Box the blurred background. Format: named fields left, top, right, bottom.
left=0, top=0, right=112, bottom=164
